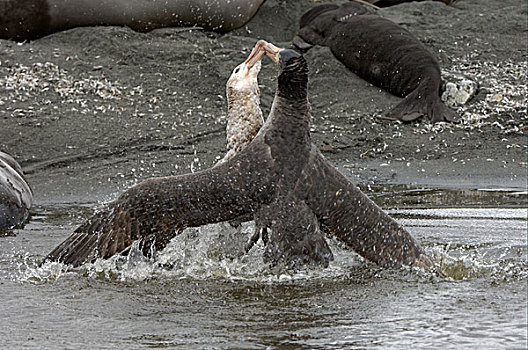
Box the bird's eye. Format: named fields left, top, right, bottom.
left=234, top=67, right=240, bottom=74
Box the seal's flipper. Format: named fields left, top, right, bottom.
left=429, top=95, right=459, bottom=123
left=386, top=89, right=427, bottom=122
left=387, top=81, right=458, bottom=123
left=292, top=35, right=314, bottom=51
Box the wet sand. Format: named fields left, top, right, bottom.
left=0, top=0, right=526, bottom=205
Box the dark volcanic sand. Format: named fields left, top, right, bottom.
left=0, top=0, right=526, bottom=206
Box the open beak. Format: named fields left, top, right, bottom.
left=260, top=40, right=281, bottom=65
left=245, top=40, right=282, bottom=69
left=244, top=42, right=265, bottom=70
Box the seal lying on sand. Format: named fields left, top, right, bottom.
left=0, top=152, right=32, bottom=231
left=42, top=41, right=432, bottom=270
left=0, top=0, right=265, bottom=40
left=294, top=2, right=458, bottom=123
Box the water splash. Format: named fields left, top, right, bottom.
left=10, top=202, right=527, bottom=285
left=428, top=243, right=527, bottom=283
left=17, top=220, right=376, bottom=284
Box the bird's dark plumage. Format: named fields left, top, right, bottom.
left=256, top=193, right=334, bottom=268
left=44, top=44, right=432, bottom=270
left=297, top=148, right=431, bottom=268
left=43, top=48, right=311, bottom=266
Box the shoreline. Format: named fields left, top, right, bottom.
left=0, top=0, right=526, bottom=206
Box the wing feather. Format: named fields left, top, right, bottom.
left=298, top=147, right=432, bottom=269
left=43, top=142, right=274, bottom=266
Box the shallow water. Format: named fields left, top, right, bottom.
left=1, top=187, right=526, bottom=349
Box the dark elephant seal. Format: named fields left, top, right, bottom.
left=42, top=41, right=432, bottom=271
left=0, top=152, right=32, bottom=231
left=0, top=0, right=265, bottom=40
left=294, top=3, right=458, bottom=123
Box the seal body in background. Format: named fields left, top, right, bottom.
left=0, top=152, right=32, bottom=231
left=295, top=2, right=458, bottom=123
left=0, top=0, right=265, bottom=40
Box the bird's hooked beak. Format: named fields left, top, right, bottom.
left=245, top=40, right=282, bottom=70
left=260, top=40, right=282, bottom=65
left=244, top=43, right=264, bottom=74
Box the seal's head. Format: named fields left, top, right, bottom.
left=293, top=3, right=370, bottom=50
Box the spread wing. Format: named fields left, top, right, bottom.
left=298, top=147, right=432, bottom=269
left=43, top=141, right=275, bottom=267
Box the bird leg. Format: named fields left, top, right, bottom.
left=250, top=194, right=334, bottom=268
